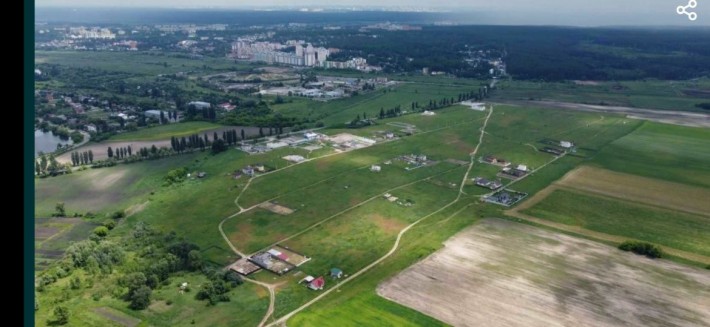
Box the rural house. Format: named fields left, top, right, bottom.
left=308, top=276, right=325, bottom=290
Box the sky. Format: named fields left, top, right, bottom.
left=35, top=0, right=708, bottom=26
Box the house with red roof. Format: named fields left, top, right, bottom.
left=308, top=276, right=325, bottom=290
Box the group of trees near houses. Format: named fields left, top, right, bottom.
left=70, top=150, right=94, bottom=166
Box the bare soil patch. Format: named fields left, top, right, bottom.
left=35, top=227, right=60, bottom=240
left=93, top=307, right=141, bottom=327
left=370, top=214, right=407, bottom=235
left=378, top=219, right=710, bottom=327
left=259, top=202, right=295, bottom=215
left=90, top=169, right=129, bottom=191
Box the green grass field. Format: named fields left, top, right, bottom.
left=109, top=122, right=225, bottom=142
left=34, top=152, right=204, bottom=217
left=272, top=82, right=485, bottom=126
left=34, top=270, right=269, bottom=327
left=590, top=121, right=710, bottom=188
left=493, top=78, right=710, bottom=112
left=522, top=189, right=710, bottom=257
left=35, top=50, right=253, bottom=76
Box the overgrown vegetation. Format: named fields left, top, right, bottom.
left=618, top=241, right=664, bottom=259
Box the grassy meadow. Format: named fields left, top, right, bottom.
left=522, top=189, right=710, bottom=257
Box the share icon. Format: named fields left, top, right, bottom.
left=677, top=0, right=698, bottom=21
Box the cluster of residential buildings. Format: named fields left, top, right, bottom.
left=360, top=22, right=422, bottom=31
left=68, top=27, right=116, bottom=39
left=233, top=40, right=330, bottom=67
left=231, top=39, right=381, bottom=71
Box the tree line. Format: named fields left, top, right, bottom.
left=70, top=150, right=94, bottom=166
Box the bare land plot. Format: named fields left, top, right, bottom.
left=259, top=202, right=295, bottom=215
left=93, top=307, right=141, bottom=327
left=554, top=166, right=710, bottom=217
left=378, top=219, right=710, bottom=327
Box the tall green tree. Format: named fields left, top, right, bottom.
left=107, top=146, right=113, bottom=158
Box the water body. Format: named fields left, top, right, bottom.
left=35, top=129, right=72, bottom=156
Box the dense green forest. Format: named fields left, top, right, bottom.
left=278, top=26, right=710, bottom=81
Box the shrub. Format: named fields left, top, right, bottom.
left=111, top=210, right=125, bottom=219
left=103, top=220, right=117, bottom=230
left=618, top=241, right=663, bottom=258
left=93, top=226, right=109, bottom=237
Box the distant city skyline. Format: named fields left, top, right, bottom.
left=34, top=0, right=707, bottom=26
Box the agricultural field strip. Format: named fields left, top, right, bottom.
left=554, top=166, right=710, bottom=217
left=505, top=175, right=710, bottom=265
left=267, top=106, right=494, bottom=326
left=492, top=100, right=710, bottom=128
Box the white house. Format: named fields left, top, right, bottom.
left=516, top=164, right=528, bottom=172
left=371, top=165, right=381, bottom=172
left=304, top=132, right=318, bottom=140
left=85, top=124, right=97, bottom=133
left=560, top=141, right=574, bottom=148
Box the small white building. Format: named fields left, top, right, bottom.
left=371, top=165, right=381, bottom=172
left=188, top=101, right=211, bottom=110
left=85, top=124, right=97, bottom=133
left=421, top=110, right=436, bottom=116
left=560, top=141, right=574, bottom=148
left=266, top=141, right=288, bottom=149
left=304, top=132, right=319, bottom=140
left=516, top=164, right=528, bottom=172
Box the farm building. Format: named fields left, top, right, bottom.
left=516, top=165, right=528, bottom=172
left=474, top=177, right=491, bottom=187
left=300, top=275, right=315, bottom=284
left=560, top=141, right=574, bottom=148
left=421, top=110, right=436, bottom=116
left=308, top=276, right=325, bottom=290
left=541, top=147, right=565, bottom=156
left=330, top=268, right=343, bottom=279
left=242, top=166, right=255, bottom=177
left=473, top=177, right=503, bottom=190
left=371, top=165, right=382, bottom=172
left=304, top=132, right=319, bottom=140
left=482, top=156, right=511, bottom=167
left=283, top=155, right=306, bottom=163
left=197, top=172, right=206, bottom=178
left=267, top=141, right=289, bottom=149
